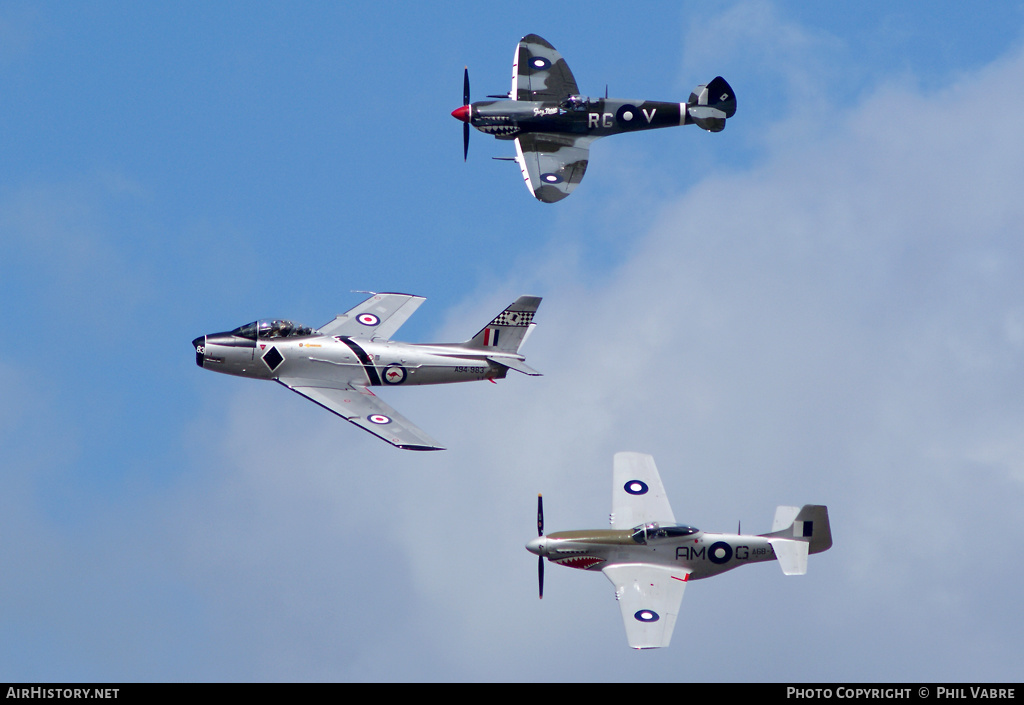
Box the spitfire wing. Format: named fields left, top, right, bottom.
left=602, top=563, right=690, bottom=649
left=317, top=293, right=425, bottom=340
left=512, top=34, right=579, bottom=101
left=610, top=452, right=676, bottom=529
left=277, top=379, right=444, bottom=451
left=515, top=133, right=592, bottom=204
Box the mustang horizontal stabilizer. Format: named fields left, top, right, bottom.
left=768, top=539, right=809, bottom=575
left=279, top=379, right=444, bottom=451
left=317, top=293, right=425, bottom=340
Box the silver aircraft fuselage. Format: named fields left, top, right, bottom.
left=194, top=331, right=507, bottom=388
left=526, top=527, right=782, bottom=581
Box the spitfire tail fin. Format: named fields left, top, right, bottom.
left=464, top=295, right=542, bottom=354
left=761, top=505, right=831, bottom=576
left=685, top=76, right=736, bottom=132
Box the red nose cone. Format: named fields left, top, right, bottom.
left=451, top=105, right=471, bottom=123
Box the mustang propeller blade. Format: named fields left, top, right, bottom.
left=537, top=494, right=544, bottom=599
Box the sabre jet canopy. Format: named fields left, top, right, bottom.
left=453, top=34, right=736, bottom=203
left=230, top=320, right=315, bottom=340
left=193, top=292, right=543, bottom=451
left=528, top=452, right=831, bottom=649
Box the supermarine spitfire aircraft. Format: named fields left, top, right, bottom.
left=451, top=34, right=736, bottom=203
left=192, top=293, right=541, bottom=451
left=527, top=452, right=831, bottom=649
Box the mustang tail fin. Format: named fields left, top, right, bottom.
left=685, top=76, right=736, bottom=132
left=762, top=505, right=831, bottom=576
left=464, top=295, right=542, bottom=354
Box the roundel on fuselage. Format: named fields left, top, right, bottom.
left=708, top=541, right=733, bottom=564
left=382, top=363, right=407, bottom=385
left=616, top=104, right=639, bottom=128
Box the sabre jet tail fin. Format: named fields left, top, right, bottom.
left=761, top=504, right=832, bottom=576
left=685, top=76, right=736, bottom=132
left=464, top=295, right=542, bottom=355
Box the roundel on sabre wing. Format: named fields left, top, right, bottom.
left=191, top=292, right=543, bottom=452
left=451, top=34, right=736, bottom=203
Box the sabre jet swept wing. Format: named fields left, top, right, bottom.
left=452, top=34, right=736, bottom=203
left=526, top=453, right=831, bottom=648
left=193, top=293, right=542, bottom=451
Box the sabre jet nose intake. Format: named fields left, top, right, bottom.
left=451, top=105, right=471, bottom=123
left=192, top=336, right=205, bottom=367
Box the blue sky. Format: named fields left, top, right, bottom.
left=3, top=0, right=1024, bottom=682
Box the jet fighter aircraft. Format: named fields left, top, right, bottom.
left=527, top=452, right=831, bottom=649
left=451, top=34, right=736, bottom=203
left=193, top=293, right=541, bottom=451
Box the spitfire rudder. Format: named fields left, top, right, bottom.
left=685, top=76, right=737, bottom=133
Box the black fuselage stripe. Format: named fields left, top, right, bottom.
left=339, top=337, right=381, bottom=386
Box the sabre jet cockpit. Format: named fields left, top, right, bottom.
left=230, top=319, right=315, bottom=340
left=630, top=522, right=700, bottom=545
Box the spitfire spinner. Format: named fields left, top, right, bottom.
left=452, top=34, right=736, bottom=202
left=527, top=452, right=831, bottom=649
left=193, top=293, right=541, bottom=451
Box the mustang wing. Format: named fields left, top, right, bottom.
left=512, top=34, right=579, bottom=101
left=610, top=452, right=676, bottom=529
left=515, top=133, right=592, bottom=203
left=277, top=379, right=444, bottom=451
left=317, top=293, right=425, bottom=340
left=602, top=563, right=690, bottom=649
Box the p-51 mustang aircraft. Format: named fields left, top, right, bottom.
left=192, top=293, right=541, bottom=451
left=527, top=452, right=831, bottom=649
left=451, top=34, right=736, bottom=203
